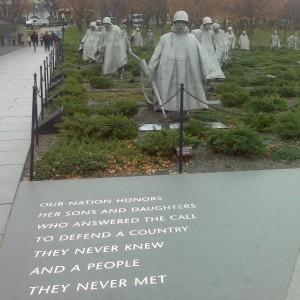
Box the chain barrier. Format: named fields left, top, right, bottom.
left=36, top=82, right=300, bottom=130
left=184, top=88, right=300, bottom=117
left=36, top=89, right=181, bottom=127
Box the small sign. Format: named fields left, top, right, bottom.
left=176, top=146, right=192, bottom=156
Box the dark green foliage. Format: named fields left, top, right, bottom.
left=244, top=114, right=276, bottom=130
left=183, top=118, right=208, bottom=138
left=248, top=75, right=278, bottom=86
left=58, top=113, right=139, bottom=141
left=64, top=64, right=81, bottom=78
left=54, top=95, right=89, bottom=115
left=244, top=96, right=287, bottom=113
left=215, top=82, right=241, bottom=94
left=236, top=57, right=257, bottom=68
left=220, top=89, right=250, bottom=107
left=275, top=112, right=300, bottom=139
left=64, top=82, right=86, bottom=97
left=92, top=99, right=138, bottom=117
left=206, top=126, right=267, bottom=156
left=137, top=130, right=201, bottom=158
left=126, top=59, right=141, bottom=77
left=249, top=86, right=279, bottom=97
left=68, top=73, right=84, bottom=83
left=275, top=85, right=299, bottom=98
left=271, top=145, right=300, bottom=162
left=34, top=139, right=108, bottom=180
left=90, top=76, right=113, bottom=89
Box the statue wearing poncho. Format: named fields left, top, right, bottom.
left=97, top=17, right=128, bottom=75
left=147, top=11, right=215, bottom=112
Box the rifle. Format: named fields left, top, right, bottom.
left=128, top=51, right=167, bottom=118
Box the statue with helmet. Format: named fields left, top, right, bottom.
left=270, top=30, right=280, bottom=49
left=239, top=31, right=250, bottom=50
left=147, top=10, right=215, bottom=113
left=96, top=17, right=130, bottom=79
left=211, top=23, right=227, bottom=67
left=225, top=26, right=236, bottom=59
left=78, top=21, right=101, bottom=62
left=191, top=17, right=225, bottom=80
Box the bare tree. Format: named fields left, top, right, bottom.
left=0, top=0, right=31, bottom=21
left=227, top=0, right=273, bottom=41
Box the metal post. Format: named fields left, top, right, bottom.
left=49, top=52, right=52, bottom=82
left=43, top=60, right=48, bottom=107
left=62, top=15, right=65, bottom=44
left=179, top=83, right=184, bottom=174
left=30, top=85, right=38, bottom=181
left=52, top=47, right=55, bottom=68
left=40, top=65, right=44, bottom=119
left=52, top=49, right=55, bottom=72
left=33, top=74, right=39, bottom=146
left=46, top=57, right=49, bottom=93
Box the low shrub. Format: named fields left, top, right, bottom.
left=215, top=82, right=241, bottom=94
left=271, top=145, right=300, bottom=162
left=34, top=139, right=108, bottom=180
left=274, top=111, right=300, bottom=139
left=58, top=113, right=139, bottom=141
left=54, top=95, right=89, bottom=115
left=137, top=130, right=201, bottom=158
left=206, top=126, right=267, bottom=156
left=220, top=89, right=250, bottom=107
left=248, top=75, right=278, bottom=86
left=244, top=95, right=287, bottom=113
left=92, top=99, right=138, bottom=117
left=90, top=76, right=113, bottom=89
left=244, top=114, right=276, bottom=130
left=183, top=118, right=209, bottom=138
left=64, top=82, right=86, bottom=97
left=275, top=85, right=299, bottom=98
left=249, top=86, right=279, bottom=97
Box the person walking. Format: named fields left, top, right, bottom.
left=30, top=31, right=38, bottom=51
left=11, top=31, right=16, bottom=46
left=43, top=31, right=51, bottom=51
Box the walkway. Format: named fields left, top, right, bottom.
left=0, top=44, right=50, bottom=244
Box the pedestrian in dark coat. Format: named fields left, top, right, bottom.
left=30, top=31, right=39, bottom=51
left=43, top=31, right=51, bottom=51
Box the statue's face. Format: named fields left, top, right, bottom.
left=174, top=21, right=188, bottom=32
left=203, top=23, right=212, bottom=30
left=213, top=27, right=219, bottom=33
left=103, top=23, right=111, bottom=31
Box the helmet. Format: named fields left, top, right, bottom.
left=173, top=11, right=189, bottom=23
left=90, top=22, right=96, bottom=27
left=211, top=23, right=220, bottom=30
left=103, top=17, right=112, bottom=24
left=203, top=17, right=213, bottom=25
left=228, top=26, right=232, bottom=31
